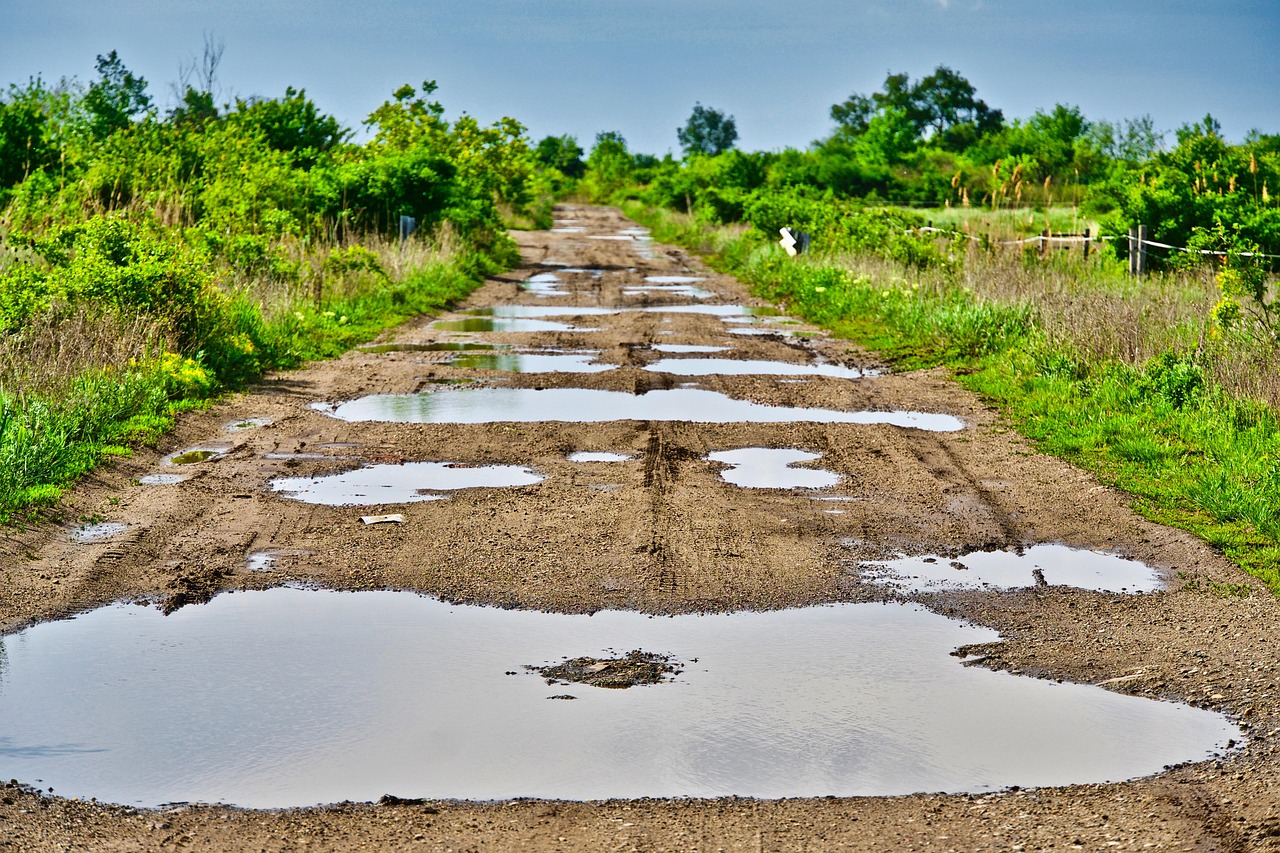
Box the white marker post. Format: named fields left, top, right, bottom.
left=779, top=227, right=799, bottom=257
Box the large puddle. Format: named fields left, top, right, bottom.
left=0, top=588, right=1236, bottom=807
left=315, top=388, right=965, bottom=430
left=863, top=544, right=1166, bottom=593
left=646, top=358, right=871, bottom=379
left=270, top=462, right=544, bottom=506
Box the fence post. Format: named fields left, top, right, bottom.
left=1128, top=226, right=1139, bottom=276
left=1040, top=229, right=1050, bottom=259
left=1083, top=228, right=1090, bottom=261
left=1137, top=224, right=1149, bottom=276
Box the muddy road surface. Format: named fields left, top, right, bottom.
left=3, top=205, right=1280, bottom=851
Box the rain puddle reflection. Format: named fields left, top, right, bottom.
left=650, top=344, right=730, bottom=354
left=432, top=317, right=594, bottom=333
left=567, top=451, right=633, bottom=463
left=646, top=358, right=871, bottom=379
left=226, top=417, right=271, bottom=431
left=315, top=388, right=965, bottom=430
left=164, top=447, right=227, bottom=465
left=68, top=522, right=128, bottom=543
left=271, top=462, right=544, bottom=506
left=138, top=474, right=186, bottom=486
left=0, top=588, right=1237, bottom=807
left=520, top=278, right=564, bottom=298
left=449, top=352, right=616, bottom=374
left=357, top=342, right=505, bottom=354
left=863, top=544, right=1165, bottom=593
left=708, top=449, right=840, bottom=489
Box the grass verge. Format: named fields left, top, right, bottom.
left=0, top=232, right=502, bottom=524
left=626, top=201, right=1280, bottom=592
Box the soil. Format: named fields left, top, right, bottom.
left=2, top=204, right=1279, bottom=851
left=528, top=650, right=682, bottom=688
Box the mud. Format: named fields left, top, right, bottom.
left=528, top=649, right=683, bottom=689
left=2, top=204, right=1280, bottom=850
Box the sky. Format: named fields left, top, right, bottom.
left=3, top=0, right=1278, bottom=156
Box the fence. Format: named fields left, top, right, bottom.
left=907, top=225, right=1280, bottom=276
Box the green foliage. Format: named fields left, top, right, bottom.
left=534, top=134, right=585, bottom=179
left=831, top=66, right=1002, bottom=148
left=632, top=203, right=1280, bottom=591
left=230, top=87, right=347, bottom=168
left=0, top=62, right=528, bottom=519
left=677, top=103, right=738, bottom=157
left=582, top=130, right=634, bottom=200
left=82, top=51, right=151, bottom=140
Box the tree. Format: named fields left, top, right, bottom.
left=233, top=87, right=348, bottom=167
left=534, top=134, right=585, bottom=178
left=831, top=66, right=1001, bottom=149
left=677, top=103, right=738, bottom=157
left=83, top=51, right=151, bottom=139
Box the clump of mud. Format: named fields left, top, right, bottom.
left=527, top=650, right=682, bottom=689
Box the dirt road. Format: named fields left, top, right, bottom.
left=2, top=205, right=1279, bottom=851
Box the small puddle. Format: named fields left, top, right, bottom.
left=316, top=388, right=965, bottom=430
left=357, top=342, right=504, bottom=353
left=226, top=417, right=271, bottom=431
left=138, top=474, right=186, bottom=486
left=650, top=344, right=730, bottom=354
left=431, top=317, right=592, bottom=333
left=646, top=358, right=871, bottom=379
left=68, top=522, right=128, bottom=543
left=550, top=227, right=585, bottom=233
left=707, top=449, right=840, bottom=489
left=164, top=447, right=227, bottom=465
left=863, top=544, right=1166, bottom=593
left=567, top=451, right=633, bottom=463
left=520, top=273, right=567, bottom=297
left=449, top=352, right=616, bottom=374
left=644, top=275, right=706, bottom=284
left=623, top=285, right=715, bottom=299
left=0, top=588, right=1237, bottom=807
left=728, top=327, right=797, bottom=337
left=271, top=462, right=544, bottom=506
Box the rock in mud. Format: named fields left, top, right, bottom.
left=527, top=650, right=682, bottom=688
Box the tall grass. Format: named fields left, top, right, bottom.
left=0, top=225, right=496, bottom=522
left=627, top=201, right=1280, bottom=591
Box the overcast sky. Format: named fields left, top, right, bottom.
left=3, top=1, right=1277, bottom=155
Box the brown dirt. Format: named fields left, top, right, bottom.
left=2, top=204, right=1279, bottom=851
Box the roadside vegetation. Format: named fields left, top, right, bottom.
left=0, top=45, right=542, bottom=521
left=548, top=68, right=1280, bottom=590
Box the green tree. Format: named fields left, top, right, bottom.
left=677, top=103, right=738, bottom=156
left=534, top=134, right=585, bottom=178
left=231, top=87, right=348, bottom=168
left=82, top=50, right=151, bottom=139
left=831, top=66, right=1001, bottom=149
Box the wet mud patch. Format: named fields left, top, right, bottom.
left=527, top=649, right=682, bottom=688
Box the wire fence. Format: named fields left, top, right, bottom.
left=905, top=225, right=1280, bottom=264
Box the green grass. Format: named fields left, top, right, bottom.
left=627, top=201, right=1280, bottom=592
left=0, top=252, right=498, bottom=523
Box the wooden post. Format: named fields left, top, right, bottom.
left=1083, top=228, right=1091, bottom=261
left=1128, top=226, right=1139, bottom=275
left=1137, top=224, right=1149, bottom=276
left=1040, top=229, right=1050, bottom=259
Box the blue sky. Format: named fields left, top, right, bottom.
left=3, top=0, right=1277, bottom=155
